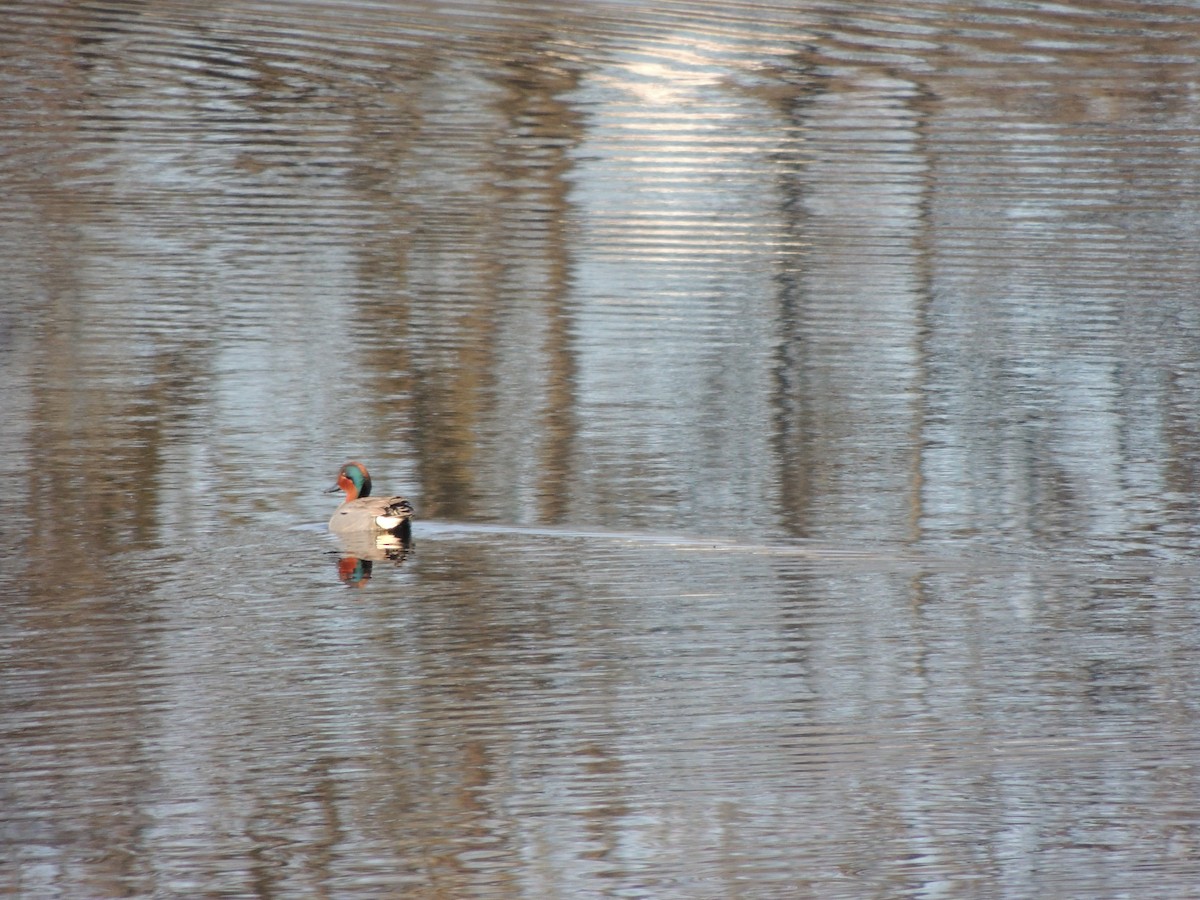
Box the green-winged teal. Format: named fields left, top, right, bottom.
left=326, top=462, right=414, bottom=537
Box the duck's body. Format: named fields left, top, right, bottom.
left=326, top=462, right=414, bottom=537
left=329, top=496, right=415, bottom=534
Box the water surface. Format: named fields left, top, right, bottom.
left=3, top=1, right=1200, bottom=896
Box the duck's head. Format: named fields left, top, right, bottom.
left=326, top=461, right=372, bottom=500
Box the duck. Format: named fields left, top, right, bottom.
left=326, top=461, right=414, bottom=539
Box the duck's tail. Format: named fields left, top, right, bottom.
left=375, top=498, right=415, bottom=536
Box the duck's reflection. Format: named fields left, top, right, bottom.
left=333, top=531, right=413, bottom=587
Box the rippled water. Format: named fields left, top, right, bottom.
left=4, top=1, right=1200, bottom=896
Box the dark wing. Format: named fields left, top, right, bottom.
left=384, top=498, right=415, bottom=519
